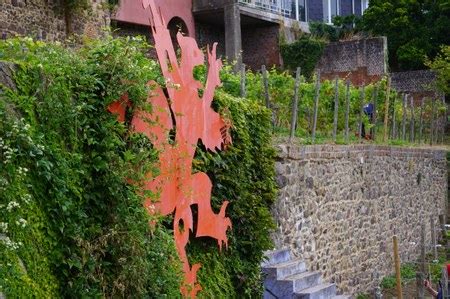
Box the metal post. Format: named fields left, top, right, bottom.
left=345, top=80, right=350, bottom=143
left=295, top=0, right=299, bottom=20
left=333, top=77, right=339, bottom=142
left=289, top=67, right=301, bottom=142
left=240, top=64, right=246, bottom=98
left=393, top=235, right=403, bottom=299
left=312, top=71, right=320, bottom=143
left=383, top=76, right=391, bottom=142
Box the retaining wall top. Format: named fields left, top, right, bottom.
left=276, top=144, right=447, bottom=161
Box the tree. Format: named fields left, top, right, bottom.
left=425, top=45, right=450, bottom=95
left=359, top=0, right=450, bottom=71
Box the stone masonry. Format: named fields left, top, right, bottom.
left=317, top=37, right=388, bottom=86
left=272, top=144, right=448, bottom=295
left=0, top=0, right=109, bottom=41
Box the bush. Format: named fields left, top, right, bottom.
left=280, top=36, right=326, bottom=79
left=0, top=36, right=182, bottom=298
left=189, top=90, right=277, bottom=297
left=1, top=36, right=279, bottom=298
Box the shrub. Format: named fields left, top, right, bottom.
left=280, top=36, right=326, bottom=79
left=0, top=36, right=182, bottom=298
left=190, top=90, right=277, bottom=297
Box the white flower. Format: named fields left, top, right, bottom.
left=16, top=219, right=27, bottom=228
left=0, top=222, right=8, bottom=233
left=23, top=194, right=32, bottom=204
left=6, top=201, right=20, bottom=211
left=1, top=236, right=21, bottom=250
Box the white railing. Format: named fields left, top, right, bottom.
left=238, top=0, right=293, bottom=18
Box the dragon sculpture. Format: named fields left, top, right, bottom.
left=108, top=0, right=232, bottom=297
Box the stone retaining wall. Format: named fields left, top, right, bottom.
left=0, top=0, right=109, bottom=41
left=273, top=144, right=448, bottom=295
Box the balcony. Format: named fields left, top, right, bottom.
left=238, top=0, right=292, bottom=18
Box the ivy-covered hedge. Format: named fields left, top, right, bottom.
left=0, top=36, right=277, bottom=298
left=190, top=90, right=277, bottom=297
left=0, top=37, right=182, bottom=298
left=280, top=36, right=326, bottom=79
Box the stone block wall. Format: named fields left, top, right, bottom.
left=317, top=37, right=388, bottom=86
left=273, top=144, right=448, bottom=295
left=0, top=0, right=109, bottom=41
left=391, top=70, right=443, bottom=104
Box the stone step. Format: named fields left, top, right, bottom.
left=262, top=248, right=292, bottom=267
left=263, top=258, right=306, bottom=280
left=284, top=271, right=321, bottom=292
left=294, top=282, right=337, bottom=299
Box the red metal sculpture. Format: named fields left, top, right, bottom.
left=108, top=0, right=232, bottom=297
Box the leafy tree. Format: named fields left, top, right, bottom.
left=425, top=45, right=450, bottom=95
left=359, top=0, right=450, bottom=71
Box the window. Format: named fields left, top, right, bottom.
left=361, top=0, right=369, bottom=14
left=297, top=0, right=307, bottom=22
left=323, top=0, right=339, bottom=24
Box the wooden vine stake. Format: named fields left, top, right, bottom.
left=431, top=216, right=438, bottom=260
left=409, top=95, right=415, bottom=143
left=383, top=76, right=391, bottom=142
left=392, top=95, right=397, bottom=139
left=345, top=80, right=350, bottom=143
left=430, top=98, right=436, bottom=146
left=372, top=84, right=378, bottom=140
left=332, top=77, right=339, bottom=142
left=419, top=97, right=425, bottom=144
left=289, top=67, right=301, bottom=142
left=358, top=85, right=365, bottom=141
left=401, top=94, right=407, bottom=141
left=393, top=235, right=403, bottom=299
left=312, top=71, right=320, bottom=143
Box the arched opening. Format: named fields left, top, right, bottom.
left=167, top=17, right=189, bottom=50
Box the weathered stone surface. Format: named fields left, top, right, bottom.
left=0, top=0, right=109, bottom=41
left=0, top=62, right=17, bottom=92
left=272, top=144, right=447, bottom=296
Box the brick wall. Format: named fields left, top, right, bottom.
left=317, top=37, right=387, bottom=86
left=242, top=24, right=280, bottom=69
left=391, top=70, right=442, bottom=103
left=0, top=0, right=109, bottom=40
left=196, top=22, right=225, bottom=59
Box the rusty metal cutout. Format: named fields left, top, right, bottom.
left=108, top=1, right=232, bottom=297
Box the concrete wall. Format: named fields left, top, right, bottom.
left=0, top=0, right=108, bottom=40
left=273, top=144, right=448, bottom=295
left=317, top=37, right=388, bottom=86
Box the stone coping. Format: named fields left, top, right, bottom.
left=276, top=144, right=447, bottom=161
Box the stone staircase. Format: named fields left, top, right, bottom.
left=262, top=249, right=351, bottom=299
